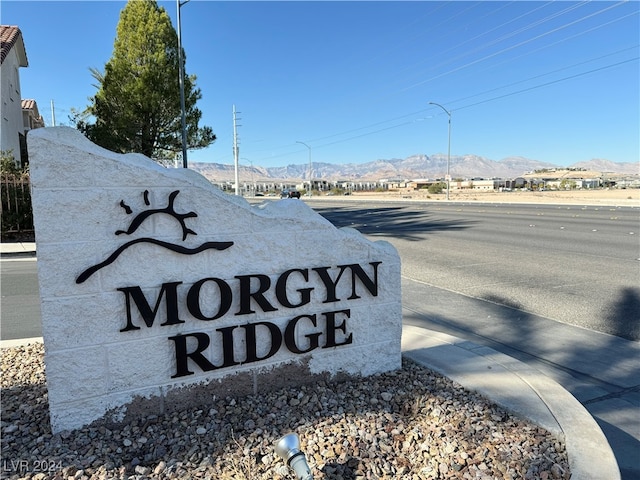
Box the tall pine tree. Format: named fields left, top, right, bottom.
left=76, top=0, right=215, bottom=160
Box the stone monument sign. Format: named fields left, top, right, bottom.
left=29, top=127, right=402, bottom=433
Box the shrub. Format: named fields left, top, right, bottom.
left=428, top=182, right=446, bottom=194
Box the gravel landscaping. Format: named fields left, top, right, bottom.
left=1, top=342, right=570, bottom=479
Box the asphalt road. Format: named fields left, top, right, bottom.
left=0, top=257, right=42, bottom=340
left=1, top=200, right=638, bottom=341
left=309, top=200, right=640, bottom=341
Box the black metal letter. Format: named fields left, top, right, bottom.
left=242, top=321, right=282, bottom=363
left=284, top=314, right=321, bottom=354
left=187, top=277, right=233, bottom=321
left=275, top=268, right=313, bottom=308
left=322, top=309, right=353, bottom=348
left=118, top=282, right=185, bottom=332
left=216, top=325, right=240, bottom=368
left=169, top=332, right=216, bottom=378
left=235, top=274, right=278, bottom=315
left=345, top=262, right=381, bottom=299
left=312, top=266, right=347, bottom=303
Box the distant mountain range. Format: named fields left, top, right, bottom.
left=189, top=154, right=639, bottom=183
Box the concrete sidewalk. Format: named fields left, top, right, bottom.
left=1, top=242, right=629, bottom=478
left=0, top=241, right=36, bottom=257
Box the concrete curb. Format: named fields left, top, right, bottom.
left=0, top=336, right=43, bottom=348
left=402, top=325, right=620, bottom=480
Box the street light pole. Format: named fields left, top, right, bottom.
left=296, top=141, right=312, bottom=197
left=429, top=102, right=451, bottom=200
left=177, top=0, right=190, bottom=168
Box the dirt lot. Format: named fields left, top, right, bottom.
left=342, top=188, right=640, bottom=206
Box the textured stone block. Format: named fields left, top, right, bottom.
left=29, top=127, right=402, bottom=433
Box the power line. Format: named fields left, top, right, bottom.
left=469, top=9, right=639, bottom=76
left=239, top=52, right=637, bottom=164
left=399, top=1, right=628, bottom=93
left=449, top=45, right=639, bottom=109
left=310, top=120, right=417, bottom=150
left=289, top=56, right=638, bottom=156
left=454, top=56, right=639, bottom=112
left=205, top=3, right=637, bottom=165
left=303, top=4, right=637, bottom=152
left=303, top=109, right=428, bottom=144
left=337, top=1, right=633, bottom=126
left=400, top=1, right=581, bottom=82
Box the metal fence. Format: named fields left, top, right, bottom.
left=1, top=174, right=34, bottom=234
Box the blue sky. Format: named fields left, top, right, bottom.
left=2, top=1, right=639, bottom=169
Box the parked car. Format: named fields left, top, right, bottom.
left=280, top=189, right=301, bottom=199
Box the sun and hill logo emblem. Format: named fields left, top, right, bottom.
left=76, top=190, right=233, bottom=284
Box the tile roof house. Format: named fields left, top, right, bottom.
left=22, top=98, right=45, bottom=131
left=1, top=25, right=35, bottom=167
left=0, top=25, right=27, bottom=65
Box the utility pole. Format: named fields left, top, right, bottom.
left=50, top=100, right=56, bottom=127
left=233, top=105, right=241, bottom=196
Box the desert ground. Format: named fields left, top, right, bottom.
left=331, top=188, right=640, bottom=206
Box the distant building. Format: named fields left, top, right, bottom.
left=1, top=25, right=42, bottom=168
left=22, top=98, right=45, bottom=132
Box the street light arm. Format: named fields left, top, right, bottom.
left=429, top=101, right=451, bottom=119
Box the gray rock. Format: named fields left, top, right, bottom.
left=0, top=343, right=571, bottom=479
